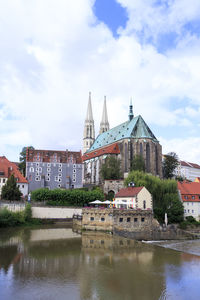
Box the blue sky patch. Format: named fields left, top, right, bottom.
left=93, top=0, right=128, bottom=37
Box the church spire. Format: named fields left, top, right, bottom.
left=129, top=98, right=134, bottom=121
left=86, top=91, right=93, bottom=121
left=83, top=92, right=95, bottom=154
left=99, top=96, right=110, bottom=134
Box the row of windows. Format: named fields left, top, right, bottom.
left=34, top=176, right=76, bottom=182
left=185, top=209, right=194, bottom=214
left=31, top=163, right=81, bottom=168
left=185, top=195, right=200, bottom=200
left=90, top=217, right=145, bottom=223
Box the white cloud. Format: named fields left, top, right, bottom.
left=0, top=0, right=200, bottom=165
left=160, top=136, right=200, bottom=164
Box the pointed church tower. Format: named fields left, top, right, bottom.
left=99, top=96, right=110, bottom=134
left=129, top=98, right=134, bottom=121
left=83, top=92, right=95, bottom=154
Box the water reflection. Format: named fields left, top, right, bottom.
left=0, top=227, right=200, bottom=300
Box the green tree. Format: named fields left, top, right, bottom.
left=1, top=174, right=22, bottom=201
left=125, top=170, right=184, bottom=224
left=19, top=146, right=34, bottom=176
left=100, top=156, right=122, bottom=180
left=131, top=154, right=145, bottom=172
left=163, top=152, right=179, bottom=179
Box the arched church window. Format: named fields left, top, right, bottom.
left=140, top=143, right=143, bottom=155
left=125, top=143, right=128, bottom=172
left=146, top=143, right=150, bottom=173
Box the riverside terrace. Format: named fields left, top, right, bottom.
left=73, top=207, right=196, bottom=241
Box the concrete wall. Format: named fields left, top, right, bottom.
left=32, top=207, right=82, bottom=219
left=0, top=202, right=82, bottom=219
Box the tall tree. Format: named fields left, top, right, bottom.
left=163, top=152, right=179, bottom=179
left=19, top=146, right=34, bottom=176
left=1, top=174, right=22, bottom=201
left=131, top=154, right=145, bottom=172
left=125, top=170, right=184, bottom=224
left=100, top=156, right=122, bottom=180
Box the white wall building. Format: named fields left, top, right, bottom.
left=0, top=156, right=28, bottom=197
left=178, top=181, right=200, bottom=221
left=174, top=161, right=200, bottom=181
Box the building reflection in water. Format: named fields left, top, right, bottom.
left=0, top=227, right=199, bottom=300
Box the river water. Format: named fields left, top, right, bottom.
left=0, top=226, right=200, bottom=300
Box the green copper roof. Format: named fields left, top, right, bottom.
left=87, top=115, right=158, bottom=153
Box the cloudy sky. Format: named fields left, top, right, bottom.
left=0, top=0, right=200, bottom=163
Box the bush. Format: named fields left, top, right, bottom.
left=31, top=187, right=105, bottom=206
left=31, top=188, right=52, bottom=202
left=24, top=203, right=32, bottom=222
left=0, top=208, right=25, bottom=227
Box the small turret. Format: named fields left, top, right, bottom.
left=129, top=98, right=134, bottom=121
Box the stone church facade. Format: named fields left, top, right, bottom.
left=83, top=94, right=162, bottom=185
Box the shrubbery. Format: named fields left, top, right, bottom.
left=179, top=216, right=200, bottom=229
left=31, top=187, right=104, bottom=206
left=0, top=204, right=36, bottom=228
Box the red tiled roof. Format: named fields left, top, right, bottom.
left=0, top=156, right=27, bottom=183
left=82, top=143, right=120, bottom=161
left=180, top=161, right=200, bottom=169
left=26, top=149, right=82, bottom=164
left=177, top=181, right=200, bottom=202
left=115, top=186, right=144, bottom=198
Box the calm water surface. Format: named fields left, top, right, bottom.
left=0, top=226, right=200, bottom=300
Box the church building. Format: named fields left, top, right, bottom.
left=83, top=93, right=162, bottom=185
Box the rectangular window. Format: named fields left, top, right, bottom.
left=184, top=196, right=188, bottom=199
left=192, top=210, right=194, bottom=213
left=192, top=196, right=195, bottom=200
left=90, top=217, right=94, bottom=221
left=127, top=217, right=131, bottom=222
left=188, top=209, right=190, bottom=213
left=134, top=218, right=138, bottom=222
left=101, top=217, right=105, bottom=222
left=3, top=179, right=6, bottom=183
left=22, top=185, right=24, bottom=188
left=119, top=218, right=123, bottom=222
left=141, top=217, right=145, bottom=222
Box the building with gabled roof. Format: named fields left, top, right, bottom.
left=26, top=148, right=83, bottom=192
left=174, top=161, right=200, bottom=181
left=114, top=186, right=152, bottom=209
left=177, top=181, right=200, bottom=221
left=83, top=96, right=162, bottom=185
left=0, top=156, right=28, bottom=197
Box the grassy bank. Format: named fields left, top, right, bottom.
left=0, top=203, right=43, bottom=228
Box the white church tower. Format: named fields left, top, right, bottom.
left=99, top=96, right=109, bottom=134
left=83, top=92, right=95, bottom=154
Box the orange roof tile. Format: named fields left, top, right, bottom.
left=177, top=181, right=200, bottom=202
left=82, top=143, right=120, bottom=161
left=26, top=149, right=82, bottom=164
left=115, top=186, right=144, bottom=197
left=0, top=156, right=27, bottom=183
